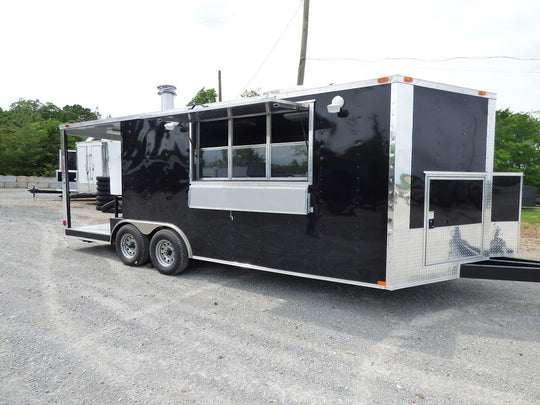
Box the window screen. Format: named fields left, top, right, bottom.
left=233, top=116, right=266, bottom=146
left=199, top=121, right=228, bottom=178
left=196, top=108, right=310, bottom=181
left=200, top=121, right=228, bottom=148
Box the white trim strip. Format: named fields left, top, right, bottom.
left=192, top=256, right=386, bottom=289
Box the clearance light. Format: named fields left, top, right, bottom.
left=478, top=90, right=487, bottom=96
left=65, top=124, right=70, bottom=128
left=377, top=280, right=387, bottom=286
left=404, top=76, right=413, bottom=83
left=62, top=220, right=67, bottom=226
left=377, top=77, right=389, bottom=83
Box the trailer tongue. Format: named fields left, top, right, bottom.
left=461, top=257, right=540, bottom=283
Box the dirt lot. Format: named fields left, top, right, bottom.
left=1, top=189, right=539, bottom=404
left=520, top=223, right=540, bottom=260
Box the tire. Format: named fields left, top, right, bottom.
left=102, top=205, right=122, bottom=214
left=96, top=176, right=110, bottom=183
left=100, top=200, right=121, bottom=213
left=149, top=229, right=189, bottom=276
left=96, top=195, right=115, bottom=203
left=115, top=224, right=149, bottom=266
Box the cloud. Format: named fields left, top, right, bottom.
left=194, top=1, right=229, bottom=28
left=0, top=0, right=538, bottom=116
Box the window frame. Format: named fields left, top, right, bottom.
left=190, top=100, right=314, bottom=184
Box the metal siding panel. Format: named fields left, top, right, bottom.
left=189, top=183, right=309, bottom=215
left=486, top=221, right=520, bottom=257
left=386, top=228, right=459, bottom=288
left=485, top=99, right=496, bottom=173
left=386, top=83, right=414, bottom=288
left=425, top=224, right=484, bottom=266
left=107, top=141, right=123, bottom=195
left=389, top=83, right=414, bottom=231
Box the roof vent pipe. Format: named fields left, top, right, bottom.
left=157, top=84, right=177, bottom=111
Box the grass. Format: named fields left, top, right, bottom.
left=521, top=206, right=540, bottom=226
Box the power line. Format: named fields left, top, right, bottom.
left=307, top=56, right=540, bottom=63
left=238, top=1, right=303, bottom=97
left=306, top=56, right=540, bottom=75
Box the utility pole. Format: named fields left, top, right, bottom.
left=218, top=70, right=222, bottom=102
left=297, top=0, right=310, bottom=86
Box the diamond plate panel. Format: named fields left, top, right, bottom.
left=386, top=228, right=459, bottom=289
left=486, top=222, right=520, bottom=256
left=425, top=224, right=483, bottom=266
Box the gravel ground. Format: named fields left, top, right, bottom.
left=0, top=189, right=539, bottom=404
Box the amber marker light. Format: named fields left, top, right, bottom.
left=478, top=90, right=487, bottom=96
left=404, top=76, right=413, bottom=82
left=377, top=280, right=387, bottom=286
left=377, top=76, right=389, bottom=83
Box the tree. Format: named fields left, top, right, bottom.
left=0, top=99, right=97, bottom=176
left=187, top=88, right=217, bottom=106
left=60, top=104, right=96, bottom=122
left=495, top=109, right=540, bottom=188
left=240, top=88, right=261, bottom=98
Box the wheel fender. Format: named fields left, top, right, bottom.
left=111, top=220, right=193, bottom=258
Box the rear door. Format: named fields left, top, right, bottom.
left=424, top=172, right=486, bottom=266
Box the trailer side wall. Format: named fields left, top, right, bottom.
left=121, top=85, right=391, bottom=285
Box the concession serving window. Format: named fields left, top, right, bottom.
left=188, top=99, right=314, bottom=215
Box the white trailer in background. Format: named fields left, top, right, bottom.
left=75, top=140, right=121, bottom=194
left=55, top=140, right=121, bottom=195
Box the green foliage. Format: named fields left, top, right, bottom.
left=495, top=109, right=540, bottom=188
left=59, top=104, right=97, bottom=123
left=240, top=89, right=261, bottom=98
left=187, top=88, right=217, bottom=106
left=0, top=99, right=96, bottom=176
left=521, top=207, right=540, bottom=225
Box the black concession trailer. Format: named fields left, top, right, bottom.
left=60, top=75, right=539, bottom=290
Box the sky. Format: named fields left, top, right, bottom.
left=0, top=0, right=539, bottom=118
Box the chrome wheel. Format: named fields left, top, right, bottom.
left=115, top=224, right=149, bottom=266
left=149, top=229, right=189, bottom=276
left=120, top=233, right=137, bottom=258
left=154, top=239, right=176, bottom=268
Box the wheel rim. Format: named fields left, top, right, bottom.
left=120, top=233, right=137, bottom=258
left=155, top=239, right=175, bottom=268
